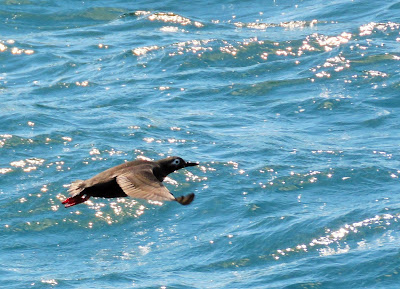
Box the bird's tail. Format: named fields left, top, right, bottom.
left=62, top=180, right=88, bottom=208
left=175, top=193, right=195, bottom=205
left=62, top=194, right=90, bottom=208
left=68, top=180, right=86, bottom=196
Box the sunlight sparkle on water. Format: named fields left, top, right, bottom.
left=273, top=213, right=398, bottom=260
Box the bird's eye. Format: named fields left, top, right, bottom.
left=172, top=159, right=181, bottom=166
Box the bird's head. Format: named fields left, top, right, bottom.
left=158, top=156, right=198, bottom=176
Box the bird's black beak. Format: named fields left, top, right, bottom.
left=185, top=161, right=199, bottom=167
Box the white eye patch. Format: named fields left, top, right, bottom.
left=172, top=159, right=181, bottom=165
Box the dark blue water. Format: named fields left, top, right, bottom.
left=2, top=0, right=400, bottom=288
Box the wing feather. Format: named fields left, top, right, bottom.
left=116, top=169, right=175, bottom=202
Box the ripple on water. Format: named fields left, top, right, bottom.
left=2, top=2, right=400, bottom=288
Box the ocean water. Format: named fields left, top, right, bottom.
left=1, top=0, right=400, bottom=288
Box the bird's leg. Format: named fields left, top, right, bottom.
left=62, top=193, right=90, bottom=208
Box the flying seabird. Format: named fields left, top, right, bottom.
left=62, top=156, right=198, bottom=208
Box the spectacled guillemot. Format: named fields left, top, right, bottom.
left=62, top=156, right=198, bottom=208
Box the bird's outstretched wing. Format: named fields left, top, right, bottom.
left=116, top=168, right=176, bottom=202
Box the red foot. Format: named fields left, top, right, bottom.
left=62, top=195, right=90, bottom=208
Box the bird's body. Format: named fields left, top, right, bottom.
left=62, top=156, right=198, bottom=208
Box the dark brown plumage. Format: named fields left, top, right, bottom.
left=62, top=156, right=198, bottom=208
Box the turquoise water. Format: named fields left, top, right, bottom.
left=2, top=0, right=400, bottom=288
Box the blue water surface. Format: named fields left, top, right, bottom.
left=1, top=0, right=400, bottom=288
